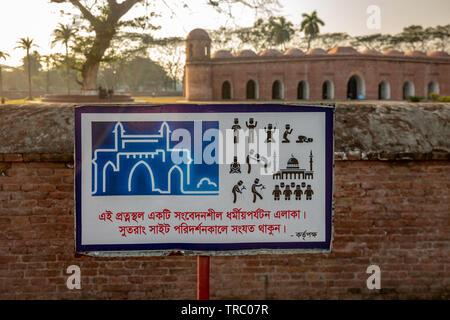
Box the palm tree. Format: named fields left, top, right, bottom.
left=0, top=51, right=9, bottom=101
left=268, top=16, right=295, bottom=51
left=300, top=10, right=325, bottom=51
left=41, top=55, right=55, bottom=94
left=52, top=23, right=77, bottom=94
left=15, top=37, right=38, bottom=100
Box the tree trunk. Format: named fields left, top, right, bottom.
left=46, top=70, right=50, bottom=94
left=65, top=44, right=70, bottom=95
left=27, top=51, right=32, bottom=99
left=81, top=59, right=100, bottom=95
left=81, top=29, right=114, bottom=95
left=0, top=66, right=3, bottom=99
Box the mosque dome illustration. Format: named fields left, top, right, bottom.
left=273, top=152, right=314, bottom=181
left=287, top=155, right=300, bottom=169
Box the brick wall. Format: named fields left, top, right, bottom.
left=1, top=153, right=448, bottom=299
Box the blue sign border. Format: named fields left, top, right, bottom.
left=75, top=104, right=334, bottom=253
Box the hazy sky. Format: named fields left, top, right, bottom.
left=1, top=0, right=449, bottom=66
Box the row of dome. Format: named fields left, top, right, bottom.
left=211, top=47, right=450, bottom=59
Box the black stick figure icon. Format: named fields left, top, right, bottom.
left=273, top=185, right=281, bottom=201
left=251, top=178, right=265, bottom=203
left=229, top=156, right=241, bottom=174
left=305, top=185, right=314, bottom=200
left=231, top=118, right=241, bottom=144
left=232, top=180, right=245, bottom=203
left=282, top=124, right=293, bottom=143
left=283, top=185, right=292, bottom=200
left=264, top=124, right=276, bottom=143
left=294, top=185, right=303, bottom=200
left=246, top=118, right=258, bottom=143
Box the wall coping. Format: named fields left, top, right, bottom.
left=0, top=103, right=449, bottom=161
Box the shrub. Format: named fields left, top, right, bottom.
left=407, top=96, right=424, bottom=102
left=429, top=93, right=439, bottom=101
left=438, top=96, right=450, bottom=102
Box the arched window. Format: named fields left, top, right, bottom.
left=347, top=75, right=366, bottom=100
left=322, top=80, right=334, bottom=100
left=297, top=81, right=309, bottom=100
left=272, top=80, right=284, bottom=100
left=427, top=81, right=439, bottom=96
left=378, top=81, right=390, bottom=100
left=403, top=81, right=415, bottom=99
left=222, top=81, right=232, bottom=100
left=246, top=80, right=258, bottom=99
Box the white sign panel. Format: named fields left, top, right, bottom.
left=75, top=104, right=334, bottom=254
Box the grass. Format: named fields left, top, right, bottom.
left=1, top=96, right=183, bottom=105
left=3, top=98, right=42, bottom=104
left=132, top=96, right=184, bottom=104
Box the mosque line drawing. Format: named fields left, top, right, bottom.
left=91, top=121, right=218, bottom=196
left=272, top=151, right=314, bottom=180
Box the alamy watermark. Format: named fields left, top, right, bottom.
left=66, top=265, right=81, bottom=290
left=366, top=265, right=381, bottom=290
left=366, top=5, right=381, bottom=30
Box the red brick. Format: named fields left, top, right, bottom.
left=0, top=158, right=448, bottom=299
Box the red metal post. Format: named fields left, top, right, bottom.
left=197, top=255, right=210, bottom=300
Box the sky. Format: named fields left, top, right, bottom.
left=0, top=0, right=449, bottom=67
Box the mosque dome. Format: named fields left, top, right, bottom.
left=283, top=48, right=305, bottom=56
left=328, top=46, right=359, bottom=55
left=212, top=50, right=233, bottom=59
left=306, top=48, right=327, bottom=55
left=187, top=28, right=210, bottom=40
left=427, top=51, right=449, bottom=57
left=235, top=49, right=257, bottom=57
left=383, top=49, right=404, bottom=56
left=287, top=155, right=300, bottom=169
left=360, top=49, right=382, bottom=55
left=405, top=50, right=426, bottom=57
left=259, top=49, right=283, bottom=57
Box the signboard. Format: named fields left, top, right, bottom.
left=75, top=104, right=334, bottom=254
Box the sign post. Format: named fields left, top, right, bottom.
left=197, top=256, right=210, bottom=300
left=74, top=104, right=334, bottom=257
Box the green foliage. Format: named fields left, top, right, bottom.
left=300, top=10, right=325, bottom=50
left=438, top=96, right=450, bottom=102
left=407, top=96, right=424, bottom=102
left=316, top=33, right=351, bottom=50
left=22, top=51, right=42, bottom=74
left=98, top=56, right=171, bottom=93
left=266, top=16, right=295, bottom=50
left=428, top=93, right=439, bottom=101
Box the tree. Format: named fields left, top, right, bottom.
left=52, top=23, right=77, bottom=94
left=235, top=19, right=271, bottom=51
left=106, top=56, right=170, bottom=93
left=0, top=51, right=9, bottom=101
left=393, top=25, right=428, bottom=51
left=267, top=16, right=294, bottom=50
left=41, top=55, right=58, bottom=94
left=351, top=33, right=393, bottom=51
left=50, top=0, right=278, bottom=93
left=317, top=32, right=351, bottom=51
left=151, top=39, right=185, bottom=91
left=300, top=10, right=325, bottom=50
left=430, top=25, right=450, bottom=51
left=15, top=37, right=38, bottom=99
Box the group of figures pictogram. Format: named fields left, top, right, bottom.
left=231, top=117, right=313, bottom=144
left=232, top=179, right=314, bottom=204
left=272, top=182, right=314, bottom=201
